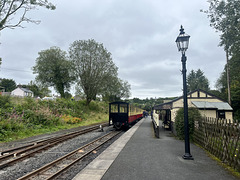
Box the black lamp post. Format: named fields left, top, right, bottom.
left=175, top=25, right=193, bottom=160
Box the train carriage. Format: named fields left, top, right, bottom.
left=109, top=102, right=143, bottom=129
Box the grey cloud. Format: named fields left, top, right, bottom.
left=0, top=0, right=226, bottom=98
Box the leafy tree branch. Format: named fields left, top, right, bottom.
left=0, top=0, right=55, bottom=31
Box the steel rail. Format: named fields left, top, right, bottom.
left=1, top=123, right=108, bottom=156
left=0, top=123, right=108, bottom=169
left=18, top=131, right=121, bottom=180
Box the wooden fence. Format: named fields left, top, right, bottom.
left=193, top=117, right=240, bottom=172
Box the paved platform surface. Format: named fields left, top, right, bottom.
left=74, top=117, right=239, bottom=180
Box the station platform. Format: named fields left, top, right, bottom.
left=73, top=117, right=238, bottom=180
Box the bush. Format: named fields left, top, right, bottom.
left=175, top=107, right=202, bottom=140
left=22, top=97, right=37, bottom=109
left=0, top=118, right=25, bottom=141
left=88, top=101, right=100, bottom=111
left=0, top=95, right=12, bottom=109
left=23, top=108, right=61, bottom=126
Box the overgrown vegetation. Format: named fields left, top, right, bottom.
left=0, top=95, right=108, bottom=142
left=175, top=107, right=202, bottom=140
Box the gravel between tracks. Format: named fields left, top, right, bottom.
left=53, top=132, right=123, bottom=180
left=0, top=125, right=121, bottom=180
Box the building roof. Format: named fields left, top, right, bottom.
left=153, top=89, right=232, bottom=110
left=192, top=101, right=233, bottom=111
left=20, top=87, right=33, bottom=93
left=191, top=101, right=216, bottom=109
left=12, top=87, right=33, bottom=93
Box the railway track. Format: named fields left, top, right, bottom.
left=0, top=123, right=108, bottom=170
left=18, top=130, right=121, bottom=180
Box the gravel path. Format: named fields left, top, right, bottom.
left=0, top=125, right=121, bottom=180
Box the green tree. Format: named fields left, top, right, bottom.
left=204, top=0, right=240, bottom=54
left=0, top=78, right=16, bottom=92
left=69, top=39, right=118, bottom=105
left=204, top=0, right=240, bottom=105
left=231, top=80, right=240, bottom=120
left=215, top=52, right=240, bottom=119
left=117, top=79, right=131, bottom=99
left=216, top=72, right=227, bottom=96
left=187, top=69, right=210, bottom=92
left=0, top=0, right=55, bottom=31
left=132, top=98, right=142, bottom=104
left=102, top=77, right=131, bottom=102
left=208, top=89, right=226, bottom=101
left=33, top=47, right=75, bottom=98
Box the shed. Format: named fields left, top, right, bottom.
left=11, top=87, right=34, bottom=97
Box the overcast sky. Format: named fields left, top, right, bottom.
left=0, top=0, right=226, bottom=99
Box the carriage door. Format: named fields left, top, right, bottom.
left=119, top=103, right=128, bottom=125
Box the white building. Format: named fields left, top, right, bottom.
left=11, top=87, right=34, bottom=97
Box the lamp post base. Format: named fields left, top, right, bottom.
left=182, top=153, right=194, bottom=160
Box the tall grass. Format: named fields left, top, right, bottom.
left=0, top=95, right=108, bottom=142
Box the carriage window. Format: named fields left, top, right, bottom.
left=111, top=104, right=118, bottom=113
left=120, top=104, right=128, bottom=113
left=129, top=105, right=133, bottom=115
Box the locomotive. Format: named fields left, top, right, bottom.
left=109, top=101, right=143, bottom=129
